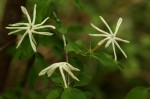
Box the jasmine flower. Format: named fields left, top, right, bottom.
left=39, top=62, right=80, bottom=88
left=89, top=16, right=129, bottom=61
left=6, top=4, right=55, bottom=52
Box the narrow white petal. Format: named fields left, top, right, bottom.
left=59, top=66, right=68, bottom=88
left=66, top=63, right=80, bottom=71
left=115, top=37, right=130, bottom=43
left=34, top=17, right=49, bottom=27
left=32, top=4, right=36, bottom=25
left=47, top=64, right=59, bottom=77
left=99, top=16, right=113, bottom=34
left=34, top=25, right=56, bottom=30
left=9, top=23, right=28, bottom=26
left=63, top=66, right=79, bottom=81
left=112, top=41, right=117, bottom=61
left=6, top=27, right=27, bottom=29
left=105, top=39, right=112, bottom=48
left=91, top=23, right=109, bottom=35
left=21, top=6, right=31, bottom=24
left=89, top=34, right=108, bottom=37
left=8, top=29, right=23, bottom=35
left=16, top=31, right=28, bottom=48
left=39, top=64, right=58, bottom=76
left=32, top=30, right=53, bottom=36
left=98, top=38, right=109, bottom=45
left=114, top=40, right=127, bottom=58
left=114, top=18, right=122, bottom=36
left=28, top=32, right=36, bottom=52
left=31, top=33, right=37, bottom=44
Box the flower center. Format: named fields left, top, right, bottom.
left=29, top=24, right=33, bottom=30
left=110, top=34, right=115, bottom=39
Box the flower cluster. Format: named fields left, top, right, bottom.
left=6, top=4, right=130, bottom=89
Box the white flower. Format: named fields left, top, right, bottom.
left=89, top=16, right=129, bottom=61
left=6, top=4, right=55, bottom=52
left=39, top=62, right=80, bottom=88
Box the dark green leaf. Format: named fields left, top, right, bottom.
left=125, top=87, right=149, bottom=99
left=51, top=72, right=63, bottom=86
left=84, top=91, right=94, bottom=99
left=92, top=53, right=120, bottom=69
left=46, top=88, right=62, bottom=99
left=61, top=88, right=86, bottom=99
left=74, top=73, right=92, bottom=87
left=56, top=23, right=68, bottom=34
left=73, top=0, right=82, bottom=9
left=65, top=41, right=82, bottom=54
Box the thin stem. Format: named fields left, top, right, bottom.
left=91, top=45, right=101, bottom=52
left=91, top=40, right=108, bottom=52
left=62, top=34, right=70, bottom=87
left=62, top=34, right=68, bottom=62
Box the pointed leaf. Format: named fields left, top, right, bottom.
left=125, top=87, right=149, bottom=99
left=74, top=73, right=92, bottom=87
left=61, top=88, right=86, bottom=99
left=46, top=88, right=62, bottom=99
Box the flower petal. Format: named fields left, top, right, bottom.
left=63, top=66, right=79, bottom=81
left=31, top=33, right=37, bottom=44
left=114, top=40, right=127, bottom=58
left=105, top=39, right=112, bottom=48
left=6, top=27, right=27, bottom=29
left=9, top=23, right=28, bottom=26
left=98, top=38, right=109, bottom=45
left=34, top=17, right=49, bottom=27
left=8, top=29, right=23, bottom=35
left=99, top=16, right=113, bottom=34
left=32, top=30, right=53, bottom=36
left=16, top=31, right=28, bottom=48
left=59, top=66, right=68, bottom=88
left=47, top=64, right=59, bottom=77
left=115, top=37, right=130, bottom=43
left=91, top=23, right=109, bottom=35
left=34, top=25, right=56, bottom=30
left=66, top=63, right=80, bottom=71
left=112, top=41, right=117, bottom=61
left=32, top=4, right=36, bottom=25
left=21, top=6, right=31, bottom=24
left=39, top=64, right=57, bottom=76
left=114, top=18, right=122, bottom=36
left=28, top=31, right=36, bottom=52
left=89, top=34, right=108, bottom=37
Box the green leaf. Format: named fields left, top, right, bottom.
left=46, top=88, right=62, bottom=99
left=61, top=88, right=86, bottom=99
left=51, top=72, right=63, bottom=86
left=75, top=40, right=83, bottom=47
left=73, top=0, right=82, bottom=9
left=74, top=73, right=92, bottom=87
left=65, top=41, right=82, bottom=54
left=56, top=23, right=68, bottom=34
left=35, top=0, right=53, bottom=22
left=125, top=87, right=149, bottom=99
left=84, top=91, right=94, bottom=99
left=91, top=53, right=119, bottom=70
left=10, top=37, right=34, bottom=60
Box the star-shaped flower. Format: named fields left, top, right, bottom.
left=6, top=4, right=55, bottom=52
left=89, top=16, right=129, bottom=61
left=39, top=62, right=80, bottom=88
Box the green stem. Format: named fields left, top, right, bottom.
left=62, top=34, right=70, bottom=88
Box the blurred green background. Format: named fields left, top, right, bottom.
left=0, top=0, right=150, bottom=99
